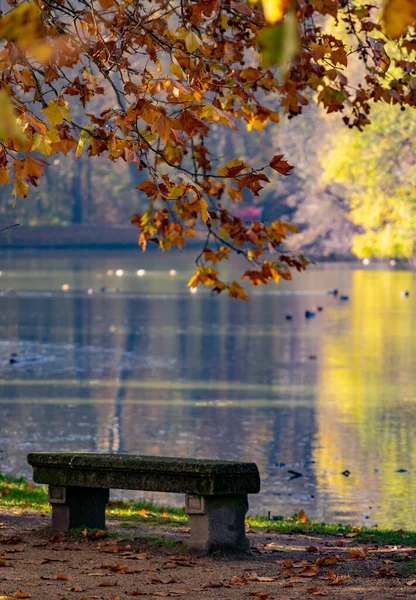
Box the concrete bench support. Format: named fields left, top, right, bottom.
left=185, top=494, right=249, bottom=553
left=27, top=452, right=260, bottom=554
left=49, top=486, right=109, bottom=531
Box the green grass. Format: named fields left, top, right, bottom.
left=2, top=473, right=416, bottom=547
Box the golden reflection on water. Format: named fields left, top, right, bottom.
left=314, top=269, right=416, bottom=527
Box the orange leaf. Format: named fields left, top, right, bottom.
left=151, top=114, right=182, bottom=143
left=269, top=154, right=294, bottom=175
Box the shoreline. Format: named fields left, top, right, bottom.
left=0, top=224, right=358, bottom=261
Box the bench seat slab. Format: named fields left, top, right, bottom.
left=28, top=453, right=260, bottom=496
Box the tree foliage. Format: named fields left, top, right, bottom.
left=322, top=103, right=416, bottom=259
left=0, top=0, right=415, bottom=294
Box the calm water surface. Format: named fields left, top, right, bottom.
left=0, top=249, right=415, bottom=529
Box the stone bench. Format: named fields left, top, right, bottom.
left=27, top=452, right=260, bottom=553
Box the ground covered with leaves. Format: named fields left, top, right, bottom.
left=2, top=507, right=416, bottom=600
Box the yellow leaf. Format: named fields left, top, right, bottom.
left=262, top=0, right=288, bottom=23
left=75, top=129, right=90, bottom=159
left=170, top=62, right=184, bottom=80
left=31, top=129, right=60, bottom=156
left=199, top=198, right=210, bottom=223
left=41, top=99, right=70, bottom=127
left=0, top=90, right=27, bottom=144
left=185, top=31, right=203, bottom=52
left=382, top=0, right=416, bottom=38
left=14, top=592, right=32, bottom=599
left=0, top=4, right=43, bottom=47
left=13, top=177, right=29, bottom=199
left=187, top=273, right=200, bottom=288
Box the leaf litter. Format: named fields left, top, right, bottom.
left=0, top=510, right=415, bottom=599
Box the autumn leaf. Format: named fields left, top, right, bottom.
left=327, top=570, right=350, bottom=585
left=151, top=114, right=182, bottom=143
left=75, top=129, right=90, bottom=159
left=0, top=4, right=45, bottom=50
left=269, top=154, right=294, bottom=175
left=382, top=0, right=416, bottom=38
left=13, top=157, right=49, bottom=181
left=13, top=592, right=32, bottom=599
left=228, top=281, right=248, bottom=301
left=262, top=0, right=288, bottom=23
left=13, top=177, right=29, bottom=199
left=41, top=99, right=70, bottom=127
left=347, top=547, right=368, bottom=559
left=296, top=510, right=309, bottom=523
left=0, top=91, right=27, bottom=145
left=199, top=198, right=210, bottom=223
left=316, top=556, right=339, bottom=566
left=0, top=168, right=9, bottom=185
left=299, top=566, right=318, bottom=577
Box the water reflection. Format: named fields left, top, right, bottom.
left=0, top=251, right=415, bottom=527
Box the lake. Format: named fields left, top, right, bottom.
left=0, top=249, right=415, bottom=529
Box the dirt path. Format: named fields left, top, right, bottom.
left=1, top=509, right=416, bottom=600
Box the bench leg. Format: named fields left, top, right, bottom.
left=48, top=486, right=109, bottom=532
left=185, top=494, right=250, bottom=554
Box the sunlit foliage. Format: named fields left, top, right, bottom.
left=322, top=103, right=416, bottom=258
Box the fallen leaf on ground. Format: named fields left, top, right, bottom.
left=348, top=548, right=367, bottom=559
left=162, top=562, right=178, bottom=569
left=14, top=593, right=32, bottom=599
left=83, top=529, right=108, bottom=540
left=327, top=570, right=350, bottom=585
left=108, top=565, right=134, bottom=574
left=98, top=580, right=118, bottom=587
left=299, top=566, right=318, bottom=577
left=306, top=546, right=318, bottom=552
left=374, top=566, right=397, bottom=576
left=230, top=575, right=248, bottom=585
left=263, top=543, right=290, bottom=552
left=125, top=552, right=149, bottom=560
left=245, top=572, right=276, bottom=582
left=97, top=545, right=120, bottom=554
left=307, top=588, right=329, bottom=596
left=316, top=556, right=339, bottom=566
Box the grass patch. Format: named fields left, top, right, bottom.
left=2, top=472, right=416, bottom=547
left=0, top=473, right=49, bottom=511
left=248, top=514, right=416, bottom=547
